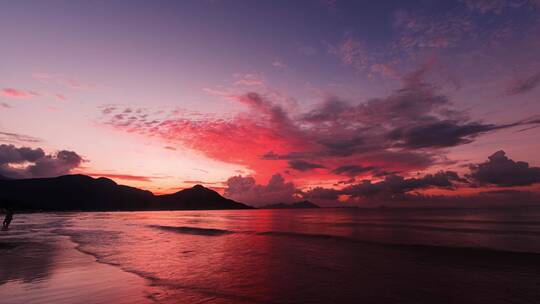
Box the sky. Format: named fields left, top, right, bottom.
left=1, top=0, right=540, bottom=206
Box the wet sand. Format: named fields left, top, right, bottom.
left=0, top=235, right=152, bottom=304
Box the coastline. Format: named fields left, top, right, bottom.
left=0, top=234, right=153, bottom=304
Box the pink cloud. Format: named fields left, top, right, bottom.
left=32, top=72, right=99, bottom=91
left=370, top=63, right=401, bottom=79
left=233, top=73, right=265, bottom=86
left=392, top=9, right=475, bottom=51
left=1, top=88, right=33, bottom=99
left=55, top=93, right=68, bottom=101
left=85, top=172, right=160, bottom=182
left=329, top=37, right=370, bottom=71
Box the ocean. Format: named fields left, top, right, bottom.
left=2, top=207, right=540, bottom=303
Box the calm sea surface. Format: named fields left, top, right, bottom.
left=2, top=207, right=540, bottom=303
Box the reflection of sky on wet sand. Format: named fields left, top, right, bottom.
left=0, top=241, right=56, bottom=284
left=0, top=217, right=151, bottom=304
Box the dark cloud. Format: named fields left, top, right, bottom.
left=103, top=107, right=116, bottom=114
left=222, top=171, right=467, bottom=205
left=352, top=189, right=540, bottom=208
left=222, top=150, right=540, bottom=206
left=288, top=160, right=325, bottom=171
left=372, top=170, right=401, bottom=177
left=506, top=72, right=540, bottom=95
left=387, top=121, right=501, bottom=148
left=336, top=178, right=356, bottom=185
left=341, top=171, right=464, bottom=198
left=468, top=150, right=540, bottom=186
left=303, top=187, right=341, bottom=201
left=28, top=150, right=83, bottom=178
left=299, top=170, right=467, bottom=204
left=223, top=174, right=298, bottom=206
left=0, top=131, right=41, bottom=144
left=297, top=64, right=506, bottom=159
left=0, top=145, right=45, bottom=164
left=0, top=144, right=82, bottom=179
left=332, top=165, right=376, bottom=177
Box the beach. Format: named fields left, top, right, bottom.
left=0, top=217, right=152, bottom=304
left=2, top=208, right=540, bottom=303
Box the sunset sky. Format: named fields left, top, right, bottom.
left=1, top=0, right=540, bottom=206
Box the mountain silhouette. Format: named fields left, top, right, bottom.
left=261, top=200, right=320, bottom=209
left=157, top=184, right=249, bottom=210
left=0, top=174, right=252, bottom=211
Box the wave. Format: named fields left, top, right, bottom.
left=149, top=225, right=233, bottom=236
left=257, top=231, right=540, bottom=257
left=55, top=229, right=271, bottom=304
left=331, top=222, right=540, bottom=236
left=333, top=218, right=540, bottom=226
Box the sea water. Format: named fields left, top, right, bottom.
left=2, top=207, right=540, bottom=303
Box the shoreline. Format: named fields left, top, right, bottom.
left=5, top=203, right=540, bottom=215
left=0, top=233, right=153, bottom=304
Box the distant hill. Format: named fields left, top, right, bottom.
left=157, top=184, right=250, bottom=210
left=0, top=174, right=252, bottom=211
left=261, top=200, right=320, bottom=209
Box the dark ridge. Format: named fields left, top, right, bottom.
left=0, top=174, right=252, bottom=211
left=260, top=200, right=320, bottom=209
left=156, top=184, right=251, bottom=210
left=149, top=225, right=232, bottom=236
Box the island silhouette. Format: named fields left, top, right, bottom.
left=0, top=174, right=252, bottom=211
left=260, top=201, right=320, bottom=209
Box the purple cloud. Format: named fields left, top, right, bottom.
left=468, top=150, right=540, bottom=186
left=224, top=174, right=298, bottom=206
left=0, top=144, right=83, bottom=179
left=506, top=72, right=540, bottom=95
left=288, top=160, right=326, bottom=171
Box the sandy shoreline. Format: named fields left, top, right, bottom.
left=0, top=234, right=153, bottom=304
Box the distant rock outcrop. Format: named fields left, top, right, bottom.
left=261, top=200, right=320, bottom=209
left=0, top=174, right=252, bottom=211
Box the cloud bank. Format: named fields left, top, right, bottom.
left=227, top=151, right=540, bottom=206
left=0, top=144, right=82, bottom=179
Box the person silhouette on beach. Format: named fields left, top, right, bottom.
left=3, top=207, right=13, bottom=230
